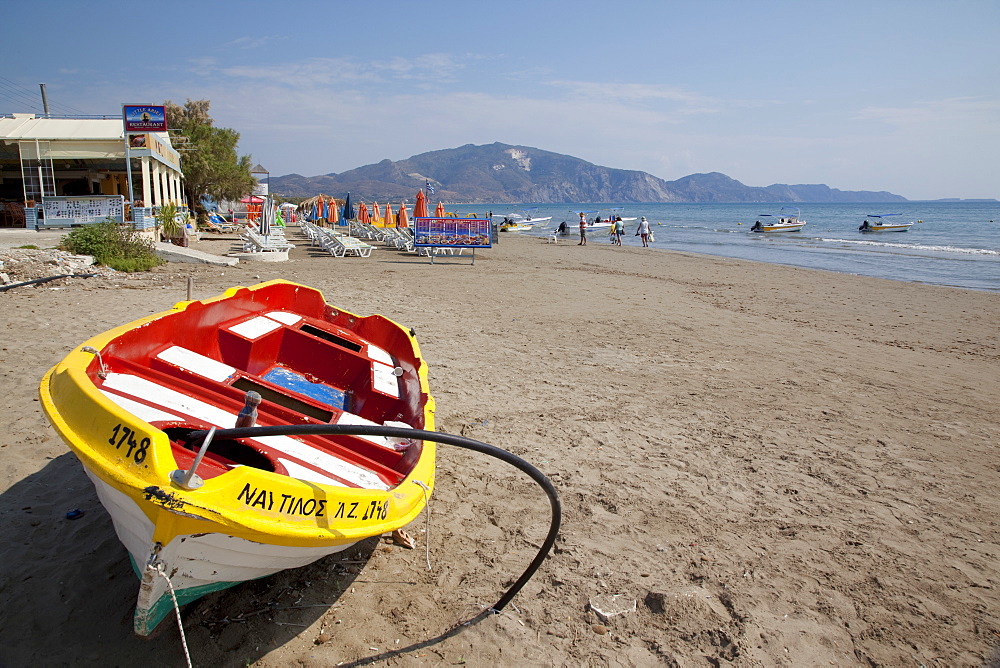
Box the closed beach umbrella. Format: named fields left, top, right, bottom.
left=397, top=202, right=409, bottom=228
left=343, top=192, right=355, bottom=221
left=383, top=202, right=394, bottom=227
left=318, top=196, right=327, bottom=222
left=259, top=197, right=272, bottom=236
left=413, top=189, right=428, bottom=218
left=329, top=199, right=339, bottom=224
left=371, top=201, right=381, bottom=227
left=358, top=202, right=370, bottom=225
left=309, top=202, right=317, bottom=221
left=435, top=201, right=445, bottom=217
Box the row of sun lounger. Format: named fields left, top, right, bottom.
left=299, top=222, right=374, bottom=257
left=349, top=223, right=415, bottom=252
left=239, top=227, right=295, bottom=253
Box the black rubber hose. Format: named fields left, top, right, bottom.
left=0, top=273, right=97, bottom=293
left=185, top=423, right=561, bottom=613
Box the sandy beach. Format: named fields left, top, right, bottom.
left=1, top=228, right=998, bottom=666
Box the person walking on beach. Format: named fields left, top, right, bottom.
left=614, top=217, right=625, bottom=245
left=636, top=216, right=651, bottom=247
left=578, top=212, right=588, bottom=245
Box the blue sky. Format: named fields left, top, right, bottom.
left=2, top=0, right=998, bottom=199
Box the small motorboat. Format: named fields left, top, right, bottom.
left=750, top=207, right=807, bottom=233
left=40, top=280, right=437, bottom=635
left=859, top=213, right=913, bottom=232
left=499, top=218, right=533, bottom=232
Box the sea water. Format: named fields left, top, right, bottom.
left=456, top=202, right=1000, bottom=292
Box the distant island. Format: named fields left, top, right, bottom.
left=269, top=142, right=910, bottom=204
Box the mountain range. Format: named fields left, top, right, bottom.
left=268, top=142, right=907, bottom=204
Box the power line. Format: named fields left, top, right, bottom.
left=0, top=77, right=94, bottom=116
left=0, top=78, right=44, bottom=111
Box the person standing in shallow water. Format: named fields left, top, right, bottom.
left=578, top=212, right=588, bottom=245
left=636, top=216, right=651, bottom=247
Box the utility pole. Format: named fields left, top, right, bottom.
left=39, top=83, right=50, bottom=117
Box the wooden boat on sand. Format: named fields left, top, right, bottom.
left=40, top=280, right=436, bottom=636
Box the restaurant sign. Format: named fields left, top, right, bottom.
left=412, top=217, right=492, bottom=248
left=122, top=105, right=168, bottom=133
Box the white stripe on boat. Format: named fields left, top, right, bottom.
left=101, top=373, right=389, bottom=490
left=156, top=345, right=236, bottom=382
left=336, top=411, right=394, bottom=449
left=99, top=391, right=183, bottom=423
left=372, top=362, right=400, bottom=397
left=264, top=311, right=303, bottom=326
left=229, top=316, right=283, bottom=340
left=367, top=345, right=394, bottom=367
left=276, top=458, right=345, bottom=486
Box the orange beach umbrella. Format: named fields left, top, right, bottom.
left=358, top=202, right=370, bottom=225
left=435, top=201, right=445, bottom=217
left=397, top=202, right=409, bottom=228
left=413, top=189, right=428, bottom=218
left=372, top=201, right=381, bottom=225
left=383, top=202, right=394, bottom=227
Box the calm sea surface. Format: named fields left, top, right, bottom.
left=453, top=202, right=1000, bottom=292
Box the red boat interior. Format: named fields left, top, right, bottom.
left=88, top=285, right=427, bottom=490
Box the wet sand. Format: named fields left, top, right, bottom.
left=1, top=228, right=998, bottom=666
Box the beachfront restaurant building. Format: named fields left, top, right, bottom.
left=0, top=113, right=186, bottom=229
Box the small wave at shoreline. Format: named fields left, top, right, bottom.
left=820, top=238, right=1000, bottom=256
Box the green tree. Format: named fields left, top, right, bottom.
left=164, top=99, right=256, bottom=217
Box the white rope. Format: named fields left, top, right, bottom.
left=152, top=562, right=193, bottom=668
left=413, top=479, right=432, bottom=570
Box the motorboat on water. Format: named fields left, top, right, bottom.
left=750, top=207, right=807, bottom=233
left=859, top=213, right=913, bottom=232
left=519, top=207, right=552, bottom=224
left=499, top=221, right=533, bottom=232
left=494, top=209, right=552, bottom=231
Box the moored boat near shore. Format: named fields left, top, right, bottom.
left=750, top=207, right=807, bottom=233
left=859, top=213, right=914, bottom=232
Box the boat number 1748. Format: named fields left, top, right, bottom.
left=107, top=424, right=150, bottom=464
